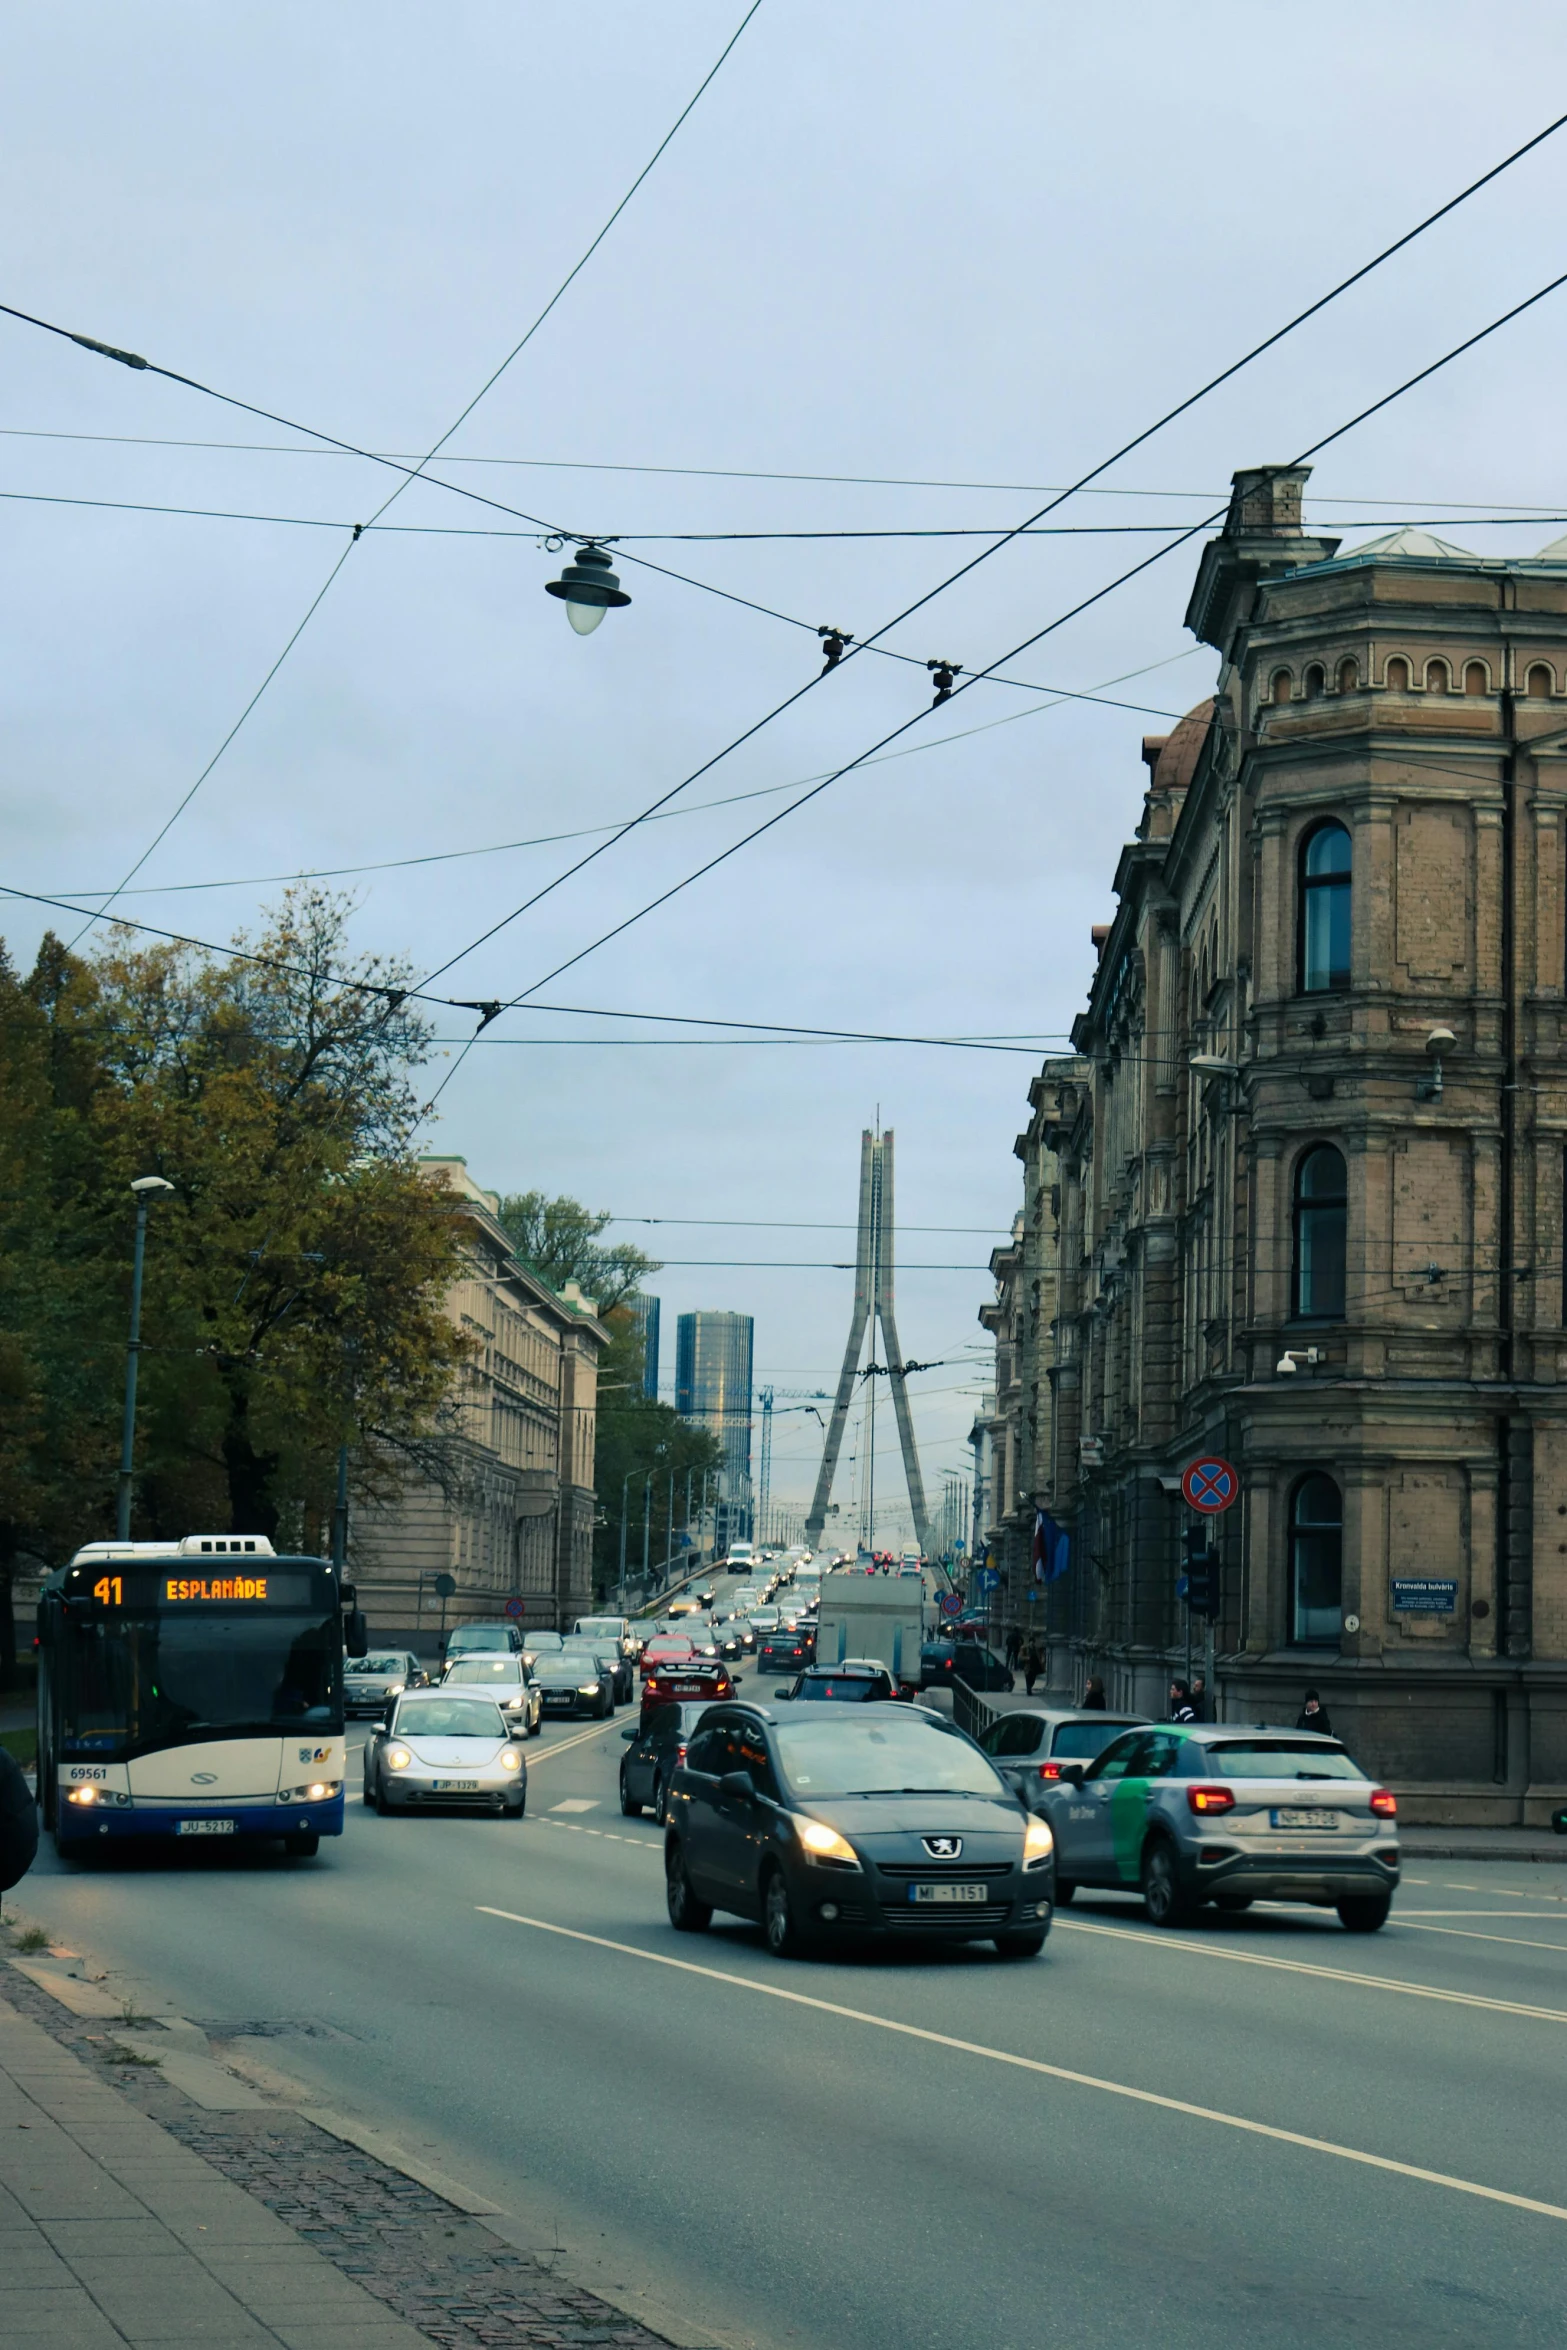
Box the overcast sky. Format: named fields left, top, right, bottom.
left=6, top=4, right=1567, bottom=1533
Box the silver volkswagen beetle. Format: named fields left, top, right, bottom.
left=363, top=1692, right=528, bottom=1818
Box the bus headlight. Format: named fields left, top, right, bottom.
left=66, top=1785, right=131, bottom=1807
left=278, top=1780, right=342, bottom=1802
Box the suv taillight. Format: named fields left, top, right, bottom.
left=1187, top=1785, right=1235, bottom=1815
left=1039, top=1761, right=1062, bottom=1780
left=1370, top=1787, right=1397, bottom=1817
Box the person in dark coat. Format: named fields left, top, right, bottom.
left=1168, top=1679, right=1197, bottom=1724
left=0, top=1744, right=39, bottom=1901
left=1191, top=1673, right=1209, bottom=1723
left=1022, top=1639, right=1044, bottom=1697
left=1081, top=1676, right=1106, bottom=1710
left=1296, top=1688, right=1333, bottom=1738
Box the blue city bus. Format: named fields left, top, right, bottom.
left=36, top=1535, right=347, bottom=1857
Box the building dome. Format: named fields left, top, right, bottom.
left=1152, top=698, right=1215, bottom=795
left=1335, top=526, right=1475, bottom=560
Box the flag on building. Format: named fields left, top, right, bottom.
left=1032, top=1508, right=1069, bottom=1583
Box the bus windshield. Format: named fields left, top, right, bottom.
left=59, top=1605, right=341, bottom=1760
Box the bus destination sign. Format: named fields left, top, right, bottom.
left=70, top=1566, right=322, bottom=1610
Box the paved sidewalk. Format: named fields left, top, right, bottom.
left=0, top=1987, right=441, bottom=2350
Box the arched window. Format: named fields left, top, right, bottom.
left=1426, top=659, right=1450, bottom=694
left=1385, top=656, right=1410, bottom=691
left=1270, top=669, right=1293, bottom=705
left=1291, top=1474, right=1343, bottom=1645
left=1336, top=657, right=1359, bottom=694
left=1299, top=821, right=1351, bottom=993
left=1294, top=1145, right=1347, bottom=1319
left=1463, top=661, right=1488, bottom=696
left=1527, top=663, right=1554, bottom=698
left=1304, top=663, right=1326, bottom=699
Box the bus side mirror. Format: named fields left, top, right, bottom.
left=345, top=1609, right=367, bottom=1654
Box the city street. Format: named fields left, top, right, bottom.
left=9, top=1610, right=1567, bottom=2350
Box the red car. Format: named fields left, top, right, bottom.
left=639, top=1660, right=734, bottom=1727
left=638, top=1632, right=699, bottom=1681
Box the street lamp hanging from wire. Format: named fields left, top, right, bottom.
left=545, top=541, right=631, bottom=635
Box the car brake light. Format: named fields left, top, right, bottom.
left=1038, top=1761, right=1062, bottom=1779
left=1370, top=1787, right=1397, bottom=1817
left=676, top=1744, right=687, bottom=1763
left=1187, top=1784, right=1235, bottom=1814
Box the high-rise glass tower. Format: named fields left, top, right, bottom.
left=627, top=1293, right=661, bottom=1400
left=676, top=1311, right=754, bottom=1533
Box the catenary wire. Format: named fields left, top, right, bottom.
left=48, top=3, right=762, bottom=949
left=449, top=258, right=1567, bottom=1078
left=15, top=102, right=1559, bottom=1003
left=13, top=426, right=1567, bottom=513
left=409, top=115, right=1567, bottom=1046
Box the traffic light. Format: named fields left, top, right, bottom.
left=1183, top=1527, right=1220, bottom=1620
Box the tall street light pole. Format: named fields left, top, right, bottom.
left=116, top=1176, right=176, bottom=1541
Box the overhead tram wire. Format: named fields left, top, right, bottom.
left=420, top=256, right=1567, bottom=1111
left=12, top=100, right=1561, bottom=986
left=49, top=1, right=763, bottom=950
left=408, top=107, right=1567, bottom=1024
left=35, top=644, right=1206, bottom=903
left=19, top=422, right=1567, bottom=512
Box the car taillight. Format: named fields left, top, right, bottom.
left=676, top=1743, right=687, bottom=1762
left=1038, top=1761, right=1062, bottom=1780
left=1370, top=1788, right=1397, bottom=1817
left=1187, top=1784, right=1235, bottom=1815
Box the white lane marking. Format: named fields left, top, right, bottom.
left=550, top=1799, right=599, bottom=1814
left=1394, top=1910, right=1567, bottom=1921
left=1056, top=1919, right=1567, bottom=2024
left=536, top=1818, right=652, bottom=1851
left=1388, top=1921, right=1567, bottom=1955
left=475, top=1908, right=1567, bottom=2225
left=525, top=1719, right=622, bottom=1765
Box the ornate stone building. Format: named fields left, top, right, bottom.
left=354, top=1158, right=605, bottom=1644
left=1002, top=465, right=1567, bottom=1821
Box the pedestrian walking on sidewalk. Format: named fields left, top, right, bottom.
left=0, top=1742, right=38, bottom=1900
left=1023, top=1638, right=1043, bottom=1696
left=1296, top=1688, right=1334, bottom=1738
left=1081, top=1675, right=1106, bottom=1710
left=1168, top=1679, right=1197, bottom=1724
left=1191, top=1672, right=1209, bottom=1723
left=1004, top=1626, right=1022, bottom=1671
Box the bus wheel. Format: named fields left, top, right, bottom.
left=284, top=1832, right=320, bottom=1859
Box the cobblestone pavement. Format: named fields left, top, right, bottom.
left=3, top=1958, right=675, bottom=2350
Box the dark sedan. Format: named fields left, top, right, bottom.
left=664, top=1702, right=1054, bottom=1958
left=563, top=1639, right=632, bottom=1706
left=532, top=1653, right=614, bottom=1719
left=774, top=1663, right=896, bottom=1703
left=620, top=1700, right=715, bottom=1824
left=758, top=1628, right=815, bottom=1674
left=345, top=1651, right=429, bottom=1718
left=920, top=1638, right=1014, bottom=1693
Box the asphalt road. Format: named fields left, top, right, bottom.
left=12, top=1580, right=1567, bottom=2350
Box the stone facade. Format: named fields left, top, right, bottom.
left=995, top=466, right=1567, bottom=1822
left=353, top=1158, right=605, bottom=1644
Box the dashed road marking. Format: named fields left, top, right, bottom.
left=476, top=1907, right=1567, bottom=2226
left=1056, top=1917, right=1567, bottom=2023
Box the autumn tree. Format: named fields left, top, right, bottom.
left=0, top=892, right=470, bottom=1658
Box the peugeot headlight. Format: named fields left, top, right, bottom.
left=797, top=1818, right=860, bottom=1868
left=385, top=1746, right=412, bottom=1771
left=1023, top=1816, right=1055, bottom=1871
left=500, top=1748, right=522, bottom=1773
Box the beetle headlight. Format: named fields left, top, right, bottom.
left=1023, top=1817, right=1055, bottom=1871
left=500, top=1748, right=522, bottom=1773
left=385, top=1746, right=411, bottom=1771
left=797, top=1818, right=861, bottom=1867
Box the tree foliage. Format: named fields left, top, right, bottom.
left=494, top=1191, right=659, bottom=1316
left=0, top=891, right=470, bottom=1668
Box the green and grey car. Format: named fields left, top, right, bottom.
left=1038, top=1722, right=1399, bottom=1931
